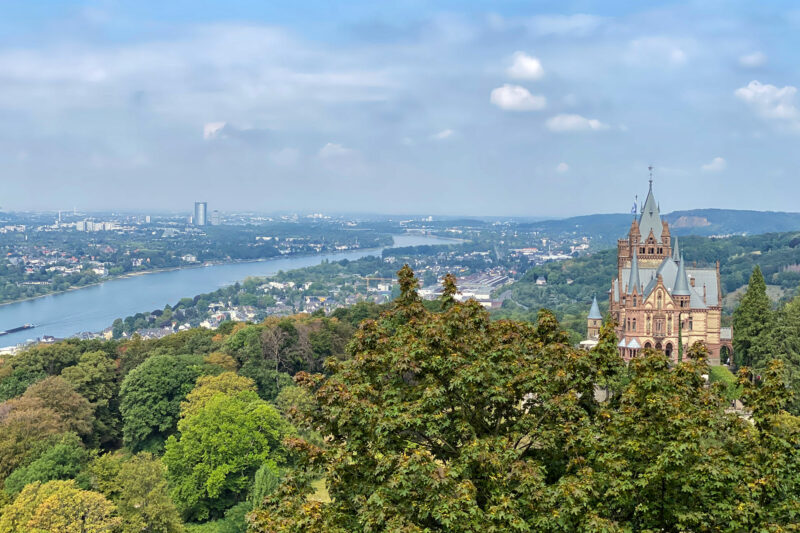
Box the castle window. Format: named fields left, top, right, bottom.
left=646, top=316, right=651, bottom=334
left=658, top=247, right=663, bottom=254
left=689, top=317, right=693, bottom=331
left=640, top=247, right=645, bottom=254
left=657, top=293, right=662, bottom=309
left=649, top=247, right=654, bottom=254
left=632, top=318, right=636, bottom=332
left=667, top=316, right=672, bottom=335
left=633, top=295, right=637, bottom=306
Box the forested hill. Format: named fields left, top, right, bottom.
left=497, top=230, right=800, bottom=339
left=522, top=209, right=800, bottom=248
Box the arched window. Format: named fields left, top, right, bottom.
left=632, top=318, right=636, bottom=332
left=633, top=295, right=637, bottom=306
left=665, top=343, right=673, bottom=358
left=689, top=316, right=693, bottom=331
left=667, top=316, right=672, bottom=335
left=644, top=341, right=652, bottom=349
left=646, top=316, right=651, bottom=334
left=657, top=293, right=662, bottom=309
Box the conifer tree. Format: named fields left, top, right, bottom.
left=732, top=266, right=772, bottom=368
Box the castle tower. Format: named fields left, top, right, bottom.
left=587, top=296, right=602, bottom=340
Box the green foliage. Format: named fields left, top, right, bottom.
left=4, top=433, right=90, bottom=496
left=250, top=463, right=283, bottom=509
left=733, top=266, right=773, bottom=368
left=0, top=479, right=120, bottom=533
left=115, top=453, right=184, bottom=533
left=185, top=501, right=251, bottom=533
left=119, top=353, right=209, bottom=452
left=22, top=376, right=94, bottom=438
left=180, top=372, right=256, bottom=418
left=708, top=365, right=741, bottom=401
left=163, top=390, right=295, bottom=522
left=61, top=350, right=120, bottom=446
left=0, top=396, right=66, bottom=482
left=252, top=269, right=800, bottom=532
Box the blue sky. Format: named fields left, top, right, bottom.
left=2, top=1, right=800, bottom=216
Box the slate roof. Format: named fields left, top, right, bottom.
left=615, top=255, right=718, bottom=309
left=588, top=296, right=603, bottom=319
left=638, top=181, right=664, bottom=243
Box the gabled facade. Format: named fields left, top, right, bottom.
left=591, top=180, right=723, bottom=364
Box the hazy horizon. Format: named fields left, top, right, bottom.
left=4, top=1, right=800, bottom=216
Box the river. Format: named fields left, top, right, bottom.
left=0, top=234, right=456, bottom=347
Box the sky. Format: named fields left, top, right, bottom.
left=2, top=1, right=800, bottom=217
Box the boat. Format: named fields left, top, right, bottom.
left=0, top=324, right=35, bottom=336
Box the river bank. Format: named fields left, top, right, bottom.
left=0, top=234, right=460, bottom=347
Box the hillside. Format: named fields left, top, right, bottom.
left=521, top=209, right=800, bottom=248
left=497, top=230, right=800, bottom=340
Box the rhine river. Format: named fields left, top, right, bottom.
left=0, top=234, right=455, bottom=348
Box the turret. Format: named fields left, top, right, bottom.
left=672, top=236, right=680, bottom=262
left=628, top=248, right=641, bottom=297
left=587, top=296, right=602, bottom=339
left=672, top=254, right=691, bottom=308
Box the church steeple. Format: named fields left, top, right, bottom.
left=672, top=236, right=680, bottom=262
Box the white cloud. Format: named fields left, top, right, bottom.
left=203, top=122, right=227, bottom=140
left=735, top=80, right=799, bottom=122
left=739, top=51, right=767, bottom=68
left=490, top=84, right=546, bottom=111
left=319, top=142, right=355, bottom=158
left=556, top=162, right=569, bottom=174
left=701, top=157, right=726, bottom=172
left=507, top=52, right=544, bottom=80
left=431, top=129, right=454, bottom=140
left=545, top=114, right=608, bottom=132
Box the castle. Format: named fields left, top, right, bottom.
left=585, top=179, right=731, bottom=365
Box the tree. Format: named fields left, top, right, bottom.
left=732, top=266, right=773, bottom=368
left=114, top=453, right=184, bottom=533
left=179, top=372, right=256, bottom=418
left=0, top=480, right=120, bottom=533
left=0, top=397, right=65, bottom=481
left=22, top=376, right=94, bottom=438
left=251, top=269, right=616, bottom=531
left=592, top=344, right=751, bottom=531
left=4, top=433, right=90, bottom=496
left=119, top=354, right=208, bottom=452
left=61, top=351, right=120, bottom=446
left=163, top=390, right=294, bottom=522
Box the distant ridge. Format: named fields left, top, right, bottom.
left=521, top=209, right=800, bottom=246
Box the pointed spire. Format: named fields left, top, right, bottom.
left=672, top=236, right=680, bottom=262
left=588, top=295, right=602, bottom=319
left=639, top=172, right=663, bottom=243
left=673, top=254, right=691, bottom=296
left=628, top=248, right=641, bottom=293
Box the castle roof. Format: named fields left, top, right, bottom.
left=588, top=296, right=602, bottom=319
left=638, top=181, right=663, bottom=243
left=672, top=255, right=691, bottom=296
left=615, top=255, right=717, bottom=310
left=627, top=249, right=642, bottom=293
left=672, top=236, right=680, bottom=262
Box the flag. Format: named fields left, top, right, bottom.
left=631, top=202, right=637, bottom=214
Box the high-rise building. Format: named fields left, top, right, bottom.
left=194, top=202, right=208, bottom=226
left=210, top=210, right=221, bottom=226
left=586, top=177, right=733, bottom=364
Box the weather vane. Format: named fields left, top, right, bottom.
left=648, top=165, right=654, bottom=187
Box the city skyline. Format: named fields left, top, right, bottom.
left=2, top=1, right=800, bottom=216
